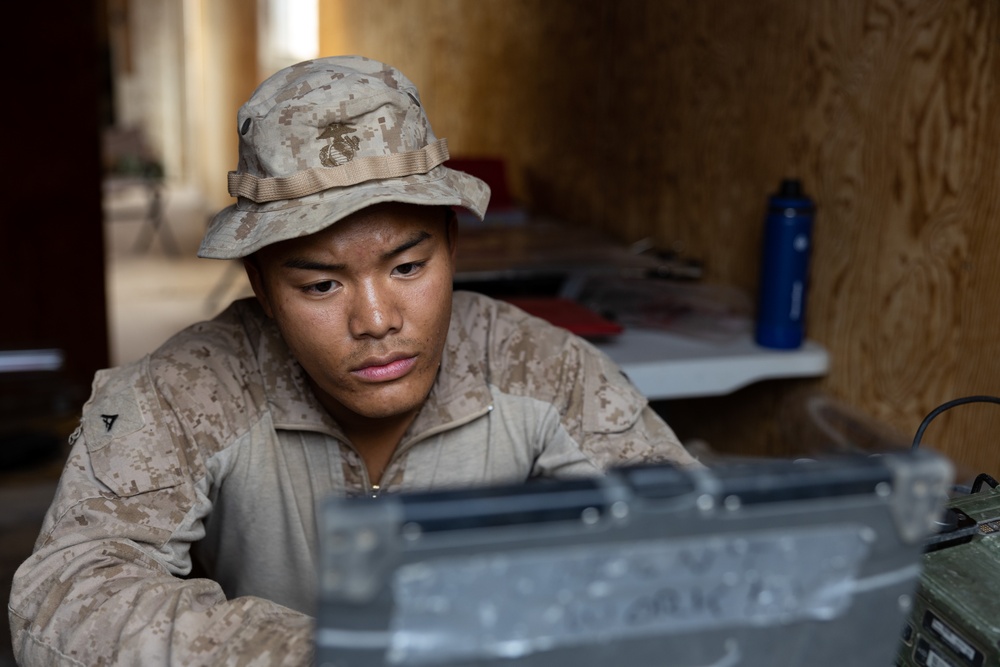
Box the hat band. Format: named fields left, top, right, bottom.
left=228, top=138, right=451, bottom=203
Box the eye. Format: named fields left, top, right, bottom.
left=393, top=261, right=427, bottom=277
left=302, top=280, right=338, bottom=295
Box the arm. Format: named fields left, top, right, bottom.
left=481, top=295, right=701, bottom=474
left=8, top=361, right=314, bottom=666
left=549, top=333, right=703, bottom=471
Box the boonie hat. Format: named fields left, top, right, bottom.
left=198, top=55, right=491, bottom=259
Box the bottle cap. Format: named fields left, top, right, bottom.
left=778, top=179, right=803, bottom=198
left=769, top=178, right=814, bottom=213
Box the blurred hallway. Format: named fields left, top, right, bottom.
left=103, top=180, right=255, bottom=366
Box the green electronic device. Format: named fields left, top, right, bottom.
left=897, top=480, right=1000, bottom=667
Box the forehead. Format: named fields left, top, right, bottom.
left=257, top=202, right=444, bottom=260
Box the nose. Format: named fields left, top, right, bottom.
left=348, top=278, right=402, bottom=339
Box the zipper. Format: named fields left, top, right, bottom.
left=356, top=403, right=495, bottom=498
left=356, top=458, right=381, bottom=498
left=342, top=444, right=380, bottom=498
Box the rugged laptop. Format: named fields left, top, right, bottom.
left=316, top=450, right=952, bottom=667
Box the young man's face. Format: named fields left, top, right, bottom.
left=246, top=202, right=458, bottom=429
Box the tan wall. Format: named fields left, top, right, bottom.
left=320, top=0, right=1000, bottom=477
left=184, top=0, right=260, bottom=211
left=192, top=0, right=260, bottom=211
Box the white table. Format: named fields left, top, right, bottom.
left=595, top=328, right=829, bottom=400
left=453, top=218, right=830, bottom=400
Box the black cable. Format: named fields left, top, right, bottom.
left=971, top=473, right=999, bottom=493
left=911, top=395, right=1000, bottom=450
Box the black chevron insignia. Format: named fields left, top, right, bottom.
left=101, top=414, right=119, bottom=432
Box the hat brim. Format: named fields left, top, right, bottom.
left=198, top=165, right=490, bottom=259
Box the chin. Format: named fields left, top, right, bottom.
left=348, top=396, right=424, bottom=421
left=342, top=378, right=433, bottom=421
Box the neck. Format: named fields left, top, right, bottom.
left=321, top=399, right=418, bottom=486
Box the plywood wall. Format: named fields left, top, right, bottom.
left=320, top=0, right=1000, bottom=477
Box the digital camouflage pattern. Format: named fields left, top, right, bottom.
left=199, top=55, right=491, bottom=259
left=9, top=292, right=698, bottom=666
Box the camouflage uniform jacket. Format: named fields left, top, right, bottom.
left=9, top=290, right=697, bottom=666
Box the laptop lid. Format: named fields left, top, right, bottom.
left=315, top=450, right=952, bottom=667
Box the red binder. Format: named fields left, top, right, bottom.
left=501, top=296, right=624, bottom=338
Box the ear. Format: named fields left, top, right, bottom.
left=243, top=257, right=275, bottom=318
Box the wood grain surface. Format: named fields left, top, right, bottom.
left=320, top=0, right=1000, bottom=476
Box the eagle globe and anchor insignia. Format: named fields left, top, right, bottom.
left=318, top=123, right=361, bottom=167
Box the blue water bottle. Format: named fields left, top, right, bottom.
left=754, top=179, right=815, bottom=349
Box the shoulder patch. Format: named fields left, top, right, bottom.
left=83, top=381, right=185, bottom=497
left=83, top=385, right=147, bottom=451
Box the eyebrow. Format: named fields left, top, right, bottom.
left=281, top=230, right=434, bottom=271
left=281, top=257, right=345, bottom=271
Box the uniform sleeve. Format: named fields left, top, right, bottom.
left=8, top=361, right=314, bottom=666
left=481, top=294, right=702, bottom=474
left=553, top=335, right=703, bottom=471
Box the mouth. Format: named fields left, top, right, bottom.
left=350, top=354, right=418, bottom=382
